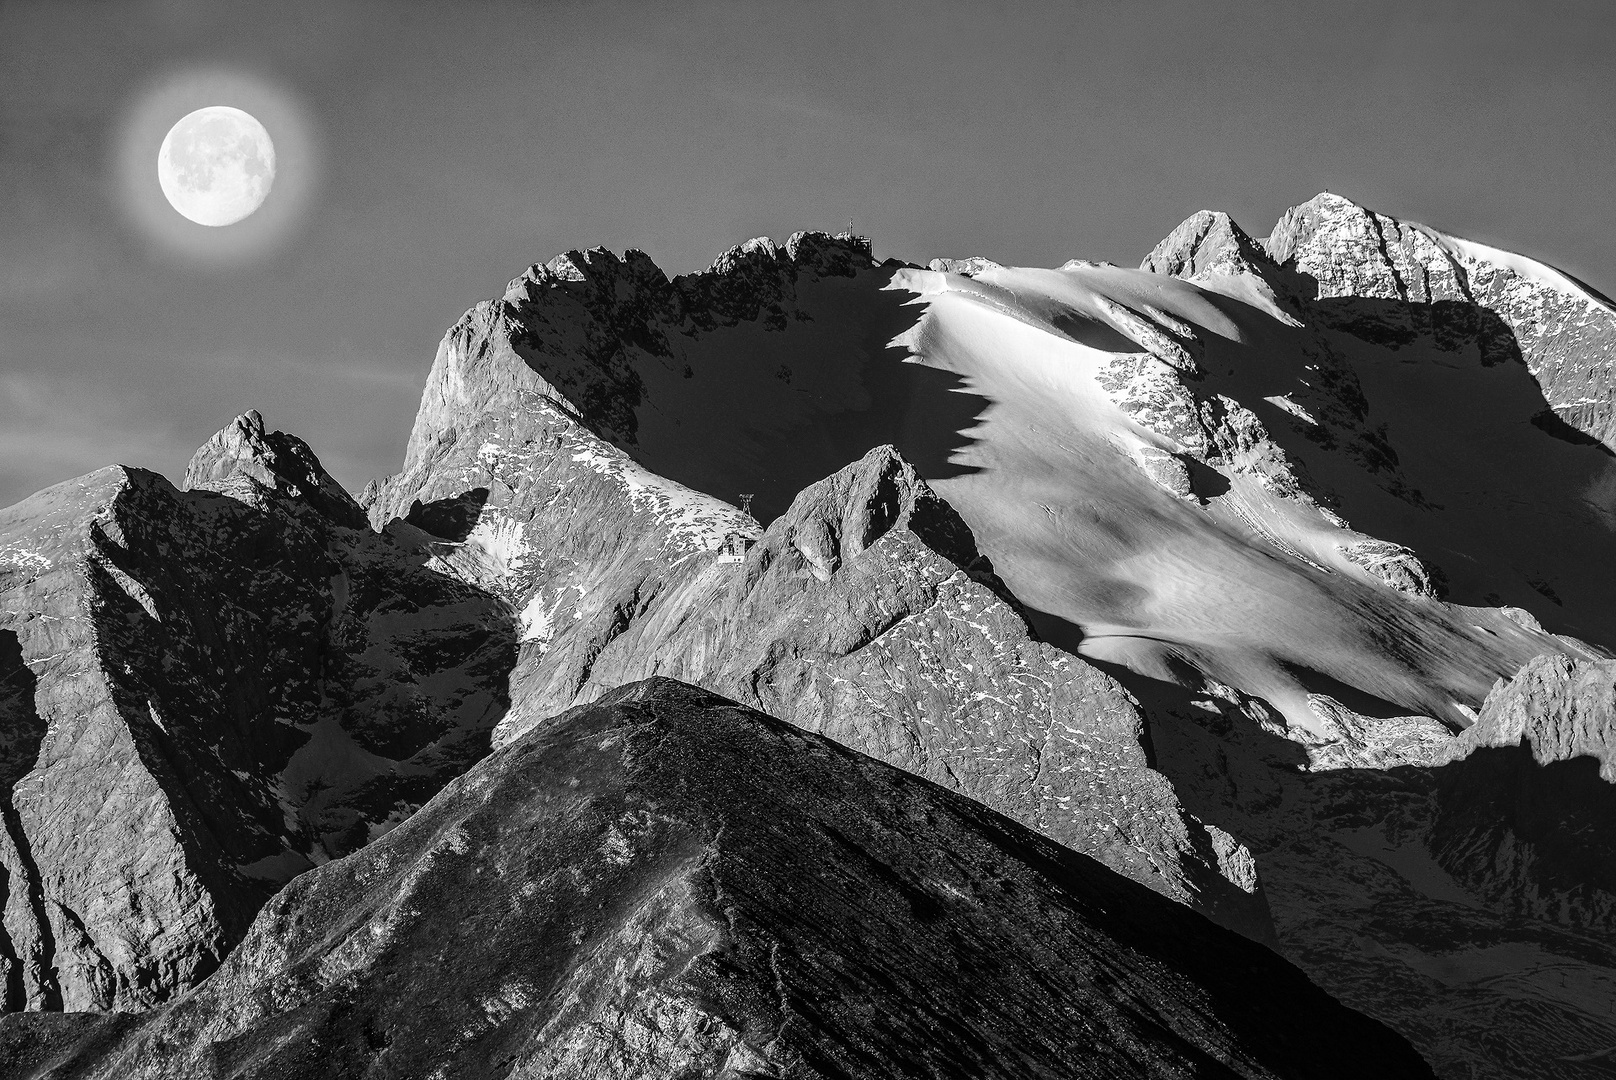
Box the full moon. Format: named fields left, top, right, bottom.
left=157, top=106, right=275, bottom=226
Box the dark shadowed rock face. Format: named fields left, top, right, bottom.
left=0, top=416, right=514, bottom=1011
left=1429, top=655, right=1616, bottom=930
left=382, top=231, right=868, bottom=499
left=0, top=679, right=1434, bottom=1080
left=1135, top=662, right=1616, bottom=1080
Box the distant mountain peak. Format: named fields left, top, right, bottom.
left=1141, top=208, right=1276, bottom=281
left=184, top=409, right=366, bottom=528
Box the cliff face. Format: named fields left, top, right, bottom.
left=382, top=231, right=912, bottom=528
left=0, top=412, right=514, bottom=1011
left=489, top=443, right=1272, bottom=938
left=0, top=679, right=1433, bottom=1080
left=1263, top=193, right=1616, bottom=450
left=1426, top=655, right=1616, bottom=930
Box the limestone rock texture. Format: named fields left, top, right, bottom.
left=1138, top=669, right=1616, bottom=1080
left=1437, top=653, right=1616, bottom=776
left=364, top=235, right=1270, bottom=937
left=1265, top=193, right=1616, bottom=450
left=0, top=679, right=1434, bottom=1080
left=498, top=444, right=1271, bottom=938
left=1427, top=655, right=1616, bottom=931
left=0, top=414, right=513, bottom=1011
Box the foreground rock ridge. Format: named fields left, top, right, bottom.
left=0, top=679, right=1434, bottom=1079
left=0, top=199, right=1613, bottom=1079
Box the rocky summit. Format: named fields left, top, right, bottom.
left=0, top=411, right=513, bottom=1012
left=0, top=679, right=1433, bottom=1080
left=1, top=194, right=1614, bottom=1079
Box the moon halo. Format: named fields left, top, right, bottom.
left=116, top=68, right=317, bottom=264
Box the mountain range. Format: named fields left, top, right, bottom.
left=2, top=191, right=1613, bottom=1079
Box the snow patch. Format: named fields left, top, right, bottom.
left=0, top=544, right=50, bottom=572
left=568, top=446, right=757, bottom=553
left=517, top=590, right=567, bottom=646
left=1427, top=230, right=1616, bottom=314
left=462, top=512, right=531, bottom=579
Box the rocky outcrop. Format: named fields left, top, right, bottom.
left=371, top=363, right=1272, bottom=938
left=1137, top=672, right=1616, bottom=1080
left=1264, top=192, right=1616, bottom=449
left=1338, top=540, right=1445, bottom=599
left=491, top=445, right=1271, bottom=936
left=1427, top=655, right=1616, bottom=931
left=1294, top=694, right=1455, bottom=771
left=183, top=409, right=367, bottom=529
left=0, top=415, right=514, bottom=1011
left=927, top=255, right=1001, bottom=276
left=1438, top=654, right=1616, bottom=776
left=1142, top=210, right=1276, bottom=283
left=1095, top=346, right=1337, bottom=512
left=0, top=679, right=1435, bottom=1080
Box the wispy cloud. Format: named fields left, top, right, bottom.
left=203, top=351, right=422, bottom=390
left=0, top=348, right=422, bottom=507
left=0, top=371, right=197, bottom=501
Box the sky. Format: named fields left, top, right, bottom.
left=2, top=0, right=1613, bottom=507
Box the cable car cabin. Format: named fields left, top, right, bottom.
left=715, top=532, right=752, bottom=563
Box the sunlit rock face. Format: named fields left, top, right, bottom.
left=0, top=413, right=512, bottom=1010
left=0, top=680, right=1434, bottom=1080
left=1263, top=192, right=1616, bottom=449
left=1427, top=655, right=1616, bottom=930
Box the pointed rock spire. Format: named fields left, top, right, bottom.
left=1141, top=209, right=1276, bottom=281
left=184, top=410, right=367, bottom=528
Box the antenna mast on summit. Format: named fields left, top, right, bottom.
left=738, top=493, right=755, bottom=516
